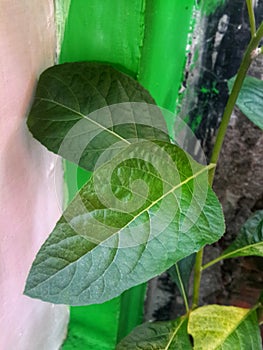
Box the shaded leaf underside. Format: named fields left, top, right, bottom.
left=220, top=210, right=263, bottom=259
left=27, top=62, right=169, bottom=171
left=228, top=75, right=263, bottom=130
left=117, top=317, right=192, bottom=350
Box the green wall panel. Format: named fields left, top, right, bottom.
left=59, top=0, right=195, bottom=348
left=138, top=0, right=194, bottom=112
left=59, top=0, right=145, bottom=76
left=62, top=301, right=121, bottom=350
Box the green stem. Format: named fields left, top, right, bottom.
left=192, top=249, right=203, bottom=309
left=192, top=21, right=263, bottom=310
left=246, top=0, right=256, bottom=37
left=208, top=21, right=263, bottom=184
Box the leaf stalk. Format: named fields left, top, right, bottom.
left=175, top=263, right=190, bottom=313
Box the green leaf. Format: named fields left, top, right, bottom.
left=188, top=305, right=262, bottom=350
left=220, top=210, right=263, bottom=259
left=27, top=62, right=169, bottom=171
left=168, top=253, right=196, bottom=305
left=117, top=317, right=192, bottom=350
left=228, top=75, right=263, bottom=130
left=24, top=141, right=225, bottom=305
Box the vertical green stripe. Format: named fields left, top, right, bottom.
left=117, top=284, right=147, bottom=342
left=59, top=0, right=145, bottom=76
left=62, top=302, right=121, bottom=350
left=138, top=0, right=195, bottom=112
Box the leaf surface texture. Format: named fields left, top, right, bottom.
left=188, top=304, right=262, bottom=350
left=117, top=317, right=192, bottom=350
left=27, top=62, right=168, bottom=171
left=24, top=141, right=224, bottom=305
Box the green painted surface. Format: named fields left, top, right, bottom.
left=62, top=301, right=121, bottom=350
left=138, top=0, right=194, bottom=112
left=59, top=0, right=195, bottom=348
left=59, top=0, right=145, bottom=77
left=117, top=284, right=147, bottom=342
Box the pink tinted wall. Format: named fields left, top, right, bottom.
left=0, top=1, right=69, bottom=349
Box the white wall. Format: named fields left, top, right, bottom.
left=0, top=1, right=69, bottom=349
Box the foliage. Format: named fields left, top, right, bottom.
left=228, top=75, right=263, bottom=130
left=24, top=4, right=263, bottom=348
left=117, top=317, right=191, bottom=350
left=24, top=133, right=224, bottom=305
left=168, top=253, right=196, bottom=310
left=188, top=305, right=262, bottom=349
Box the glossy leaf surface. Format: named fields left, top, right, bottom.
left=228, top=75, right=263, bottom=130
left=117, top=317, right=192, bottom=350
left=188, top=305, right=261, bottom=350
left=24, top=141, right=224, bottom=305
left=220, top=210, right=263, bottom=259
left=27, top=62, right=168, bottom=171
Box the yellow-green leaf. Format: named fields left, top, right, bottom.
left=188, top=305, right=261, bottom=350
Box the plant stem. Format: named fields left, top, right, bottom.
left=246, top=0, right=256, bottom=37
left=208, top=21, right=263, bottom=184
left=192, top=249, right=203, bottom=309
left=192, top=21, right=263, bottom=310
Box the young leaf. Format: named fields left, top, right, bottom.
left=220, top=210, right=263, bottom=259
left=228, top=75, right=263, bottom=130
left=24, top=141, right=225, bottom=305
left=188, top=305, right=262, bottom=350
left=117, top=317, right=192, bottom=349
left=27, top=62, right=169, bottom=171
left=168, top=253, right=196, bottom=305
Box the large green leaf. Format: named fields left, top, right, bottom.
left=24, top=141, right=224, bottom=305
left=228, top=75, right=263, bottom=130
left=117, top=317, right=192, bottom=350
left=188, top=305, right=262, bottom=350
left=220, top=210, right=263, bottom=259
left=27, top=62, right=168, bottom=171
left=168, top=253, right=196, bottom=304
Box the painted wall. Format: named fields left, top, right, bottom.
left=0, top=1, right=69, bottom=349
